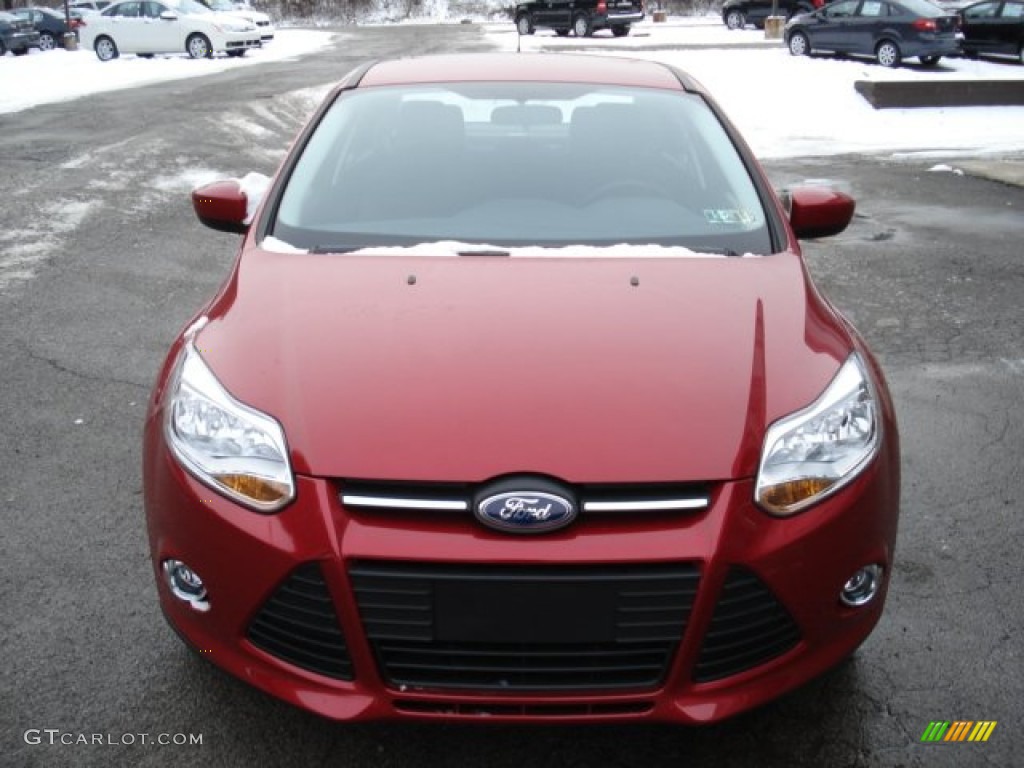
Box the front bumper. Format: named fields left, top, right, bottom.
left=219, top=32, right=261, bottom=51
left=144, top=411, right=899, bottom=724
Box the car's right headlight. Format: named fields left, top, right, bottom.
left=164, top=342, right=294, bottom=512
left=755, top=353, right=881, bottom=516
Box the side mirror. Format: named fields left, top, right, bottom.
left=786, top=185, right=855, bottom=240
left=160, top=10, right=177, bottom=19
left=192, top=179, right=248, bottom=234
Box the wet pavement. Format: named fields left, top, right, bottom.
left=1, top=25, right=1022, bottom=768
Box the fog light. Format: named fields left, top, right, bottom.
left=840, top=564, right=883, bottom=607
left=163, top=559, right=210, bottom=612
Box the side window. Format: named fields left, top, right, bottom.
left=1001, top=2, right=1023, bottom=17
left=825, top=0, right=858, bottom=18
left=142, top=2, right=165, bottom=17
left=859, top=1, right=885, bottom=16
left=965, top=1, right=999, bottom=17
left=112, top=1, right=141, bottom=16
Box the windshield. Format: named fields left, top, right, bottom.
left=272, top=83, right=771, bottom=254
left=204, top=0, right=236, bottom=11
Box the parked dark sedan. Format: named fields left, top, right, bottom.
left=785, top=0, right=961, bottom=66
left=0, top=10, right=41, bottom=55
left=12, top=7, right=77, bottom=51
left=958, top=0, right=1024, bottom=63
left=722, top=0, right=824, bottom=29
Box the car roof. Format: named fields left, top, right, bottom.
left=356, top=53, right=696, bottom=92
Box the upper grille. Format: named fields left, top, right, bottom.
left=247, top=563, right=354, bottom=681
left=339, top=479, right=710, bottom=517
left=350, top=561, right=699, bottom=692
left=693, top=567, right=801, bottom=683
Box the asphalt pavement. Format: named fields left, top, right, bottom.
left=1, top=24, right=1023, bottom=768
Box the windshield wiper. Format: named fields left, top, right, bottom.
left=310, top=245, right=364, bottom=254
left=456, top=248, right=511, bottom=257
left=693, top=247, right=741, bottom=257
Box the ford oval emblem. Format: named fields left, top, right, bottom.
left=476, top=491, right=577, bottom=534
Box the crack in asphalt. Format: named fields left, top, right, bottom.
left=18, top=341, right=150, bottom=391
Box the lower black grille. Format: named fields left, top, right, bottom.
left=693, top=567, right=801, bottom=683
left=350, top=561, right=699, bottom=692
left=394, top=700, right=653, bottom=717
left=247, top=563, right=354, bottom=680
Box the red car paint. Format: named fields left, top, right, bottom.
left=144, top=53, right=900, bottom=724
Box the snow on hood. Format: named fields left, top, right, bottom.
left=259, top=238, right=761, bottom=259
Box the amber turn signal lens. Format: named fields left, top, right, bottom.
left=214, top=474, right=291, bottom=504
left=758, top=478, right=835, bottom=511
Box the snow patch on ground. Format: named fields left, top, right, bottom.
left=6, top=18, right=1022, bottom=160
left=46, top=200, right=97, bottom=233
left=0, top=200, right=98, bottom=289
left=482, top=19, right=1024, bottom=160
left=219, top=114, right=277, bottom=139
left=151, top=168, right=225, bottom=192
left=0, top=30, right=334, bottom=114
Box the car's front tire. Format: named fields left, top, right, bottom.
left=573, top=13, right=592, bottom=37
left=39, top=31, right=56, bottom=51
left=788, top=31, right=810, bottom=56
left=725, top=9, right=745, bottom=29
left=186, top=32, right=213, bottom=59
left=876, top=39, right=901, bottom=67
left=611, top=24, right=630, bottom=37
left=516, top=14, right=534, bottom=35
left=94, top=35, right=118, bottom=61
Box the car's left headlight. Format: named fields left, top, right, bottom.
left=755, top=353, right=880, bottom=516
left=165, top=343, right=294, bottom=512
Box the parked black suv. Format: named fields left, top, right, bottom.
left=515, top=0, right=644, bottom=37
left=721, top=0, right=822, bottom=29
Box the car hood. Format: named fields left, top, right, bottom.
left=195, top=249, right=852, bottom=483
left=216, top=8, right=269, bottom=23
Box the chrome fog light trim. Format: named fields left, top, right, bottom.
left=840, top=564, right=883, bottom=607
left=163, top=559, right=210, bottom=612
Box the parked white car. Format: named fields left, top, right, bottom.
left=79, top=0, right=261, bottom=60
left=197, top=0, right=273, bottom=43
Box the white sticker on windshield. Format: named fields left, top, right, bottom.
left=703, top=209, right=755, bottom=225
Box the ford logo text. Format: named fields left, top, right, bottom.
left=476, top=491, right=577, bottom=534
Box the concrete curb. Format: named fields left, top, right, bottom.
left=854, top=79, right=1024, bottom=108
left=956, top=159, right=1024, bottom=188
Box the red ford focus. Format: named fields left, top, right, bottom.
left=143, top=53, right=900, bottom=724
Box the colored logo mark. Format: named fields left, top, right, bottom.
left=921, top=721, right=997, bottom=743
